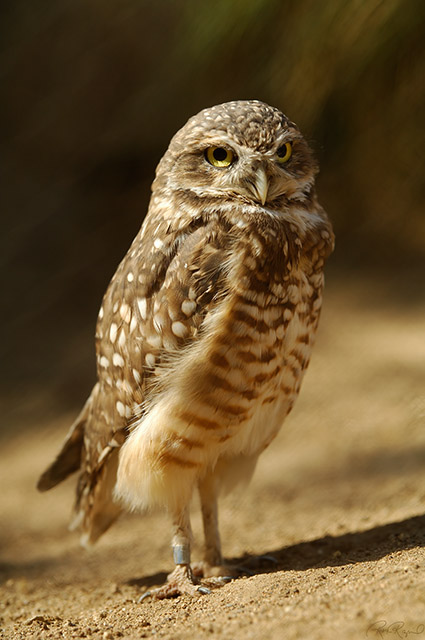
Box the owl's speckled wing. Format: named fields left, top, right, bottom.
left=92, top=212, right=233, bottom=454
left=38, top=206, right=234, bottom=540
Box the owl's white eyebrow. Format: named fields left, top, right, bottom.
left=273, top=135, right=294, bottom=147
left=200, top=140, right=236, bottom=149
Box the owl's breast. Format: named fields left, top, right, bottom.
left=193, top=264, right=323, bottom=457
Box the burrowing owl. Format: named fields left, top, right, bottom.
left=38, top=100, right=334, bottom=598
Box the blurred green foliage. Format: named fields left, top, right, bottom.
left=1, top=0, right=424, bottom=414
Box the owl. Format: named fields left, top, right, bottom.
left=38, top=100, right=334, bottom=598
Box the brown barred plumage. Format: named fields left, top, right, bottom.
left=38, top=100, right=334, bottom=598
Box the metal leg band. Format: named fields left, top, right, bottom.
left=173, top=544, right=190, bottom=565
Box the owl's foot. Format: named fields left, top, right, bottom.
left=192, top=555, right=278, bottom=580
left=138, top=564, right=231, bottom=602
left=191, top=561, right=238, bottom=580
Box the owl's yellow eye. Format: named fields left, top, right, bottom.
left=205, top=146, right=234, bottom=167
left=276, top=142, right=292, bottom=164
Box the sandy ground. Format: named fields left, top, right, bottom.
left=1, top=278, right=425, bottom=640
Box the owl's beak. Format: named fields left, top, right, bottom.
left=251, top=167, right=269, bottom=205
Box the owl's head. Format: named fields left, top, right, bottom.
left=154, top=100, right=318, bottom=208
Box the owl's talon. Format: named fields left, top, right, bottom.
left=241, top=554, right=279, bottom=571
left=197, top=586, right=211, bottom=595
left=217, top=576, right=233, bottom=584
left=138, top=590, right=152, bottom=603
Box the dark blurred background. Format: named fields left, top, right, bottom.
left=2, top=0, right=424, bottom=432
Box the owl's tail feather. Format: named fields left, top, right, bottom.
left=71, top=447, right=122, bottom=547
left=37, top=394, right=92, bottom=492
left=38, top=386, right=123, bottom=545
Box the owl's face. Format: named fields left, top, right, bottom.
left=157, top=100, right=317, bottom=209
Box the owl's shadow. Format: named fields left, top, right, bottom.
left=126, top=513, right=425, bottom=588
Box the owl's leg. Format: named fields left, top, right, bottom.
left=191, top=475, right=234, bottom=581
left=199, top=474, right=222, bottom=568
left=139, top=498, right=231, bottom=601
left=139, top=505, right=209, bottom=601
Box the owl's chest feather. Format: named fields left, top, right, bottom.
left=187, top=256, right=322, bottom=456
